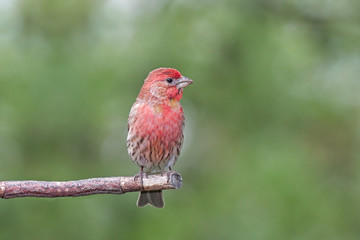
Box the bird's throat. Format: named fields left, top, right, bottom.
left=169, top=98, right=180, bottom=109
left=153, top=99, right=180, bottom=115
left=167, top=88, right=183, bottom=101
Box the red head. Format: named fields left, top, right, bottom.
left=138, top=68, right=193, bottom=102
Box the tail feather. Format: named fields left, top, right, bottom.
left=137, top=190, right=164, bottom=208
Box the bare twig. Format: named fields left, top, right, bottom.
left=0, top=172, right=182, bottom=199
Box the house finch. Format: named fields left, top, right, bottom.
left=127, top=68, right=193, bottom=208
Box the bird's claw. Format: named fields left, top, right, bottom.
left=161, top=170, right=175, bottom=184
left=134, top=168, right=148, bottom=190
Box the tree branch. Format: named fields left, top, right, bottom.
left=0, top=172, right=182, bottom=199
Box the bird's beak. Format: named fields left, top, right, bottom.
left=176, top=76, right=194, bottom=89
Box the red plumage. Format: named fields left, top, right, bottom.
left=127, top=68, right=193, bottom=208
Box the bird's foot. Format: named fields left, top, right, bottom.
left=160, top=168, right=175, bottom=183
left=134, top=168, right=147, bottom=190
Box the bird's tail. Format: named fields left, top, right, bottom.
left=137, top=190, right=164, bottom=208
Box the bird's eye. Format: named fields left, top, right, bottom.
left=166, top=78, right=173, bottom=83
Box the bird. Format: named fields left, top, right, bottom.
left=126, top=67, right=193, bottom=208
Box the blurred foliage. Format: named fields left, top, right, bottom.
left=1, top=0, right=360, bottom=239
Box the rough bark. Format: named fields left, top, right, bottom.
left=0, top=172, right=182, bottom=199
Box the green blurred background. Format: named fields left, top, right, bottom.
left=1, top=0, right=360, bottom=239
